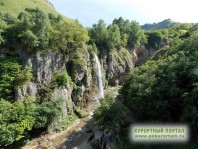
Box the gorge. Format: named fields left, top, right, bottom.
left=0, top=0, right=198, bottom=148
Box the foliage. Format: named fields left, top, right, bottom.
left=68, top=48, right=88, bottom=80
left=51, top=71, right=75, bottom=88
left=107, top=24, right=121, bottom=49
left=17, top=8, right=52, bottom=52
left=88, top=19, right=109, bottom=56
left=145, top=31, right=163, bottom=49
left=0, top=12, right=16, bottom=25
left=0, top=57, right=32, bottom=101
left=0, top=97, right=62, bottom=147
left=0, top=98, right=36, bottom=146
left=0, top=18, right=7, bottom=46
left=74, top=107, right=89, bottom=118
left=113, top=17, right=147, bottom=47
left=0, top=0, right=58, bottom=18
left=93, top=95, right=124, bottom=131
left=37, top=86, right=53, bottom=103
left=53, top=114, right=77, bottom=132
left=14, top=66, right=32, bottom=88
left=121, top=30, right=198, bottom=142
left=34, top=100, right=62, bottom=129
left=110, top=48, right=130, bottom=65
left=50, top=19, right=89, bottom=52
left=127, top=20, right=147, bottom=48
left=89, top=17, right=147, bottom=57
left=1, top=8, right=89, bottom=54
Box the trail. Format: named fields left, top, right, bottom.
left=21, top=86, right=132, bottom=149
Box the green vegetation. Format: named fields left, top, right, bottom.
left=51, top=20, right=89, bottom=52
left=74, top=107, right=89, bottom=118
left=110, top=48, right=130, bottom=65
left=0, top=97, right=62, bottom=146
left=145, top=31, right=163, bottom=49
left=0, top=7, right=88, bottom=53
left=0, top=5, right=89, bottom=147
left=93, top=95, right=124, bottom=131
left=1, top=0, right=198, bottom=148
left=0, top=57, right=32, bottom=101
left=0, top=0, right=58, bottom=18
left=121, top=26, right=198, bottom=144
left=52, top=71, right=76, bottom=89
left=88, top=17, right=147, bottom=57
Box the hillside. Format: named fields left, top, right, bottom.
left=0, top=0, right=57, bottom=17
left=1, top=1, right=198, bottom=148
left=141, top=19, right=178, bottom=30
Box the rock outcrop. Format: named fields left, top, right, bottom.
left=103, top=48, right=134, bottom=86
left=133, top=37, right=169, bottom=66
left=134, top=45, right=157, bottom=66
left=13, top=46, right=138, bottom=131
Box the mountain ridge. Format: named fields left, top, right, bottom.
left=141, top=19, right=179, bottom=30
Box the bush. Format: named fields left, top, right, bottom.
left=74, top=107, right=89, bottom=118
left=121, top=32, right=198, bottom=142
left=34, top=100, right=62, bottom=129
left=0, top=97, right=62, bottom=147
left=0, top=57, right=33, bottom=101
left=93, top=95, right=124, bottom=131
left=51, top=71, right=75, bottom=88
left=14, top=66, right=32, bottom=88
left=0, top=98, right=36, bottom=146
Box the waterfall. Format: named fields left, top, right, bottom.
left=94, top=53, right=104, bottom=99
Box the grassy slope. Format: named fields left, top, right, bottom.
left=0, top=0, right=58, bottom=17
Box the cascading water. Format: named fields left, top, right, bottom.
left=94, top=53, right=104, bottom=99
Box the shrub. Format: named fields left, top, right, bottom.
left=74, top=107, right=89, bottom=118
left=51, top=71, right=75, bottom=88
left=0, top=97, right=62, bottom=147
left=93, top=95, right=124, bottom=131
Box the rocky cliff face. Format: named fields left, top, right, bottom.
left=15, top=43, right=165, bottom=104
left=103, top=48, right=134, bottom=86
left=133, top=38, right=169, bottom=66
left=15, top=51, right=67, bottom=99
left=13, top=46, right=136, bottom=131
left=15, top=47, right=136, bottom=101
left=134, top=45, right=157, bottom=66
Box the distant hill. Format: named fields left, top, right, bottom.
left=141, top=19, right=178, bottom=30
left=0, top=0, right=58, bottom=17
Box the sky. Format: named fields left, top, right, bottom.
left=49, top=0, right=198, bottom=27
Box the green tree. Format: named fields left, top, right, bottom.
left=146, top=31, right=163, bottom=49
left=51, top=71, right=75, bottom=88
left=113, top=17, right=147, bottom=48
left=107, top=24, right=121, bottom=49
left=2, top=8, right=52, bottom=52
left=88, top=19, right=108, bottom=56
left=93, top=95, right=124, bottom=131
left=0, top=97, right=62, bottom=147
left=50, top=20, right=89, bottom=52
left=0, top=57, right=21, bottom=100
left=0, top=17, right=7, bottom=47
left=121, top=31, right=198, bottom=142
left=127, top=21, right=147, bottom=48
left=17, top=8, right=52, bottom=52
left=0, top=57, right=32, bottom=101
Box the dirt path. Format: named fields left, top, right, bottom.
left=21, top=86, right=130, bottom=149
